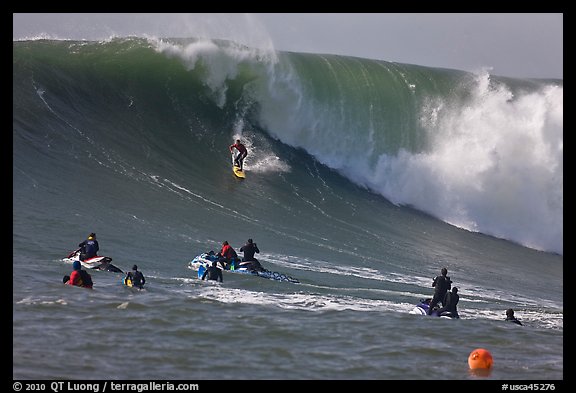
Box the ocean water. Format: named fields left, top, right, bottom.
left=13, top=37, right=563, bottom=381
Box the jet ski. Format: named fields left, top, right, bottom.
left=188, top=252, right=299, bottom=283
left=410, top=298, right=459, bottom=319
left=63, top=249, right=124, bottom=273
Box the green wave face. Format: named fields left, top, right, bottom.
left=13, top=38, right=563, bottom=254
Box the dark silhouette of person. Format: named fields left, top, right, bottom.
left=505, top=309, right=523, bottom=325
left=428, top=267, right=452, bottom=315
left=125, top=265, right=146, bottom=289
left=202, top=261, right=223, bottom=282
left=239, top=238, right=264, bottom=272
left=437, top=287, right=460, bottom=318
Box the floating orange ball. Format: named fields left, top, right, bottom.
left=468, top=348, right=493, bottom=369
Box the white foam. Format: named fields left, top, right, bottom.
left=257, top=67, right=563, bottom=254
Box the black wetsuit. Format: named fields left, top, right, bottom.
left=202, top=266, right=223, bottom=282
left=428, top=274, right=452, bottom=315
left=239, top=242, right=264, bottom=271
left=437, top=291, right=459, bottom=318
left=505, top=316, right=523, bottom=326
left=240, top=242, right=259, bottom=260
left=126, top=270, right=146, bottom=288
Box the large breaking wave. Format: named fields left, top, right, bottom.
left=13, top=37, right=563, bottom=254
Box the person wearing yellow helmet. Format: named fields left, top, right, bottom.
left=78, top=232, right=99, bottom=261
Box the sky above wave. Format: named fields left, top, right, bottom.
left=13, top=13, right=562, bottom=80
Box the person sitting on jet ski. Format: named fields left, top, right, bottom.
left=239, top=238, right=264, bottom=272
left=436, top=287, right=460, bottom=318
left=202, top=261, right=224, bottom=282
left=78, top=233, right=99, bottom=261
left=217, top=241, right=238, bottom=270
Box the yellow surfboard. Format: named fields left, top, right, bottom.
left=232, top=152, right=246, bottom=179
left=233, top=166, right=246, bottom=178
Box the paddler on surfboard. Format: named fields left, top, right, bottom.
left=229, top=139, right=248, bottom=171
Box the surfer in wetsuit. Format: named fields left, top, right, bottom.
left=428, top=267, right=452, bottom=315
left=78, top=233, right=99, bottom=261
left=239, top=238, right=264, bottom=272
left=125, top=265, right=146, bottom=289
left=230, top=139, right=248, bottom=171
left=436, top=287, right=459, bottom=318
left=505, top=308, right=523, bottom=325
left=202, top=261, right=224, bottom=282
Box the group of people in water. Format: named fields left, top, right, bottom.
left=64, top=233, right=146, bottom=289
left=201, top=238, right=264, bottom=282
left=66, top=233, right=524, bottom=325
left=66, top=140, right=253, bottom=289
left=426, top=267, right=459, bottom=318
left=65, top=233, right=264, bottom=288
left=425, top=267, right=523, bottom=325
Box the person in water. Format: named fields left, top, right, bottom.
left=217, top=241, right=238, bottom=270
left=66, top=260, right=93, bottom=289
left=505, top=308, right=523, bottom=325
left=78, top=233, right=99, bottom=261
left=428, top=267, right=452, bottom=315
left=239, top=238, right=264, bottom=272
left=125, top=265, right=146, bottom=289
left=202, top=261, right=224, bottom=282
left=437, top=287, right=460, bottom=318
left=229, top=139, right=248, bottom=171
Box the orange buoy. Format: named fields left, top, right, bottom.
left=468, top=348, right=493, bottom=369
